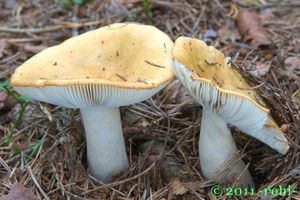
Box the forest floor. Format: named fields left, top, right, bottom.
left=0, top=0, right=299, bottom=199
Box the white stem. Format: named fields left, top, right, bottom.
left=80, top=107, right=129, bottom=183
left=199, top=108, right=254, bottom=187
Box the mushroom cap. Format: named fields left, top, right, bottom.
left=172, top=37, right=289, bottom=154
left=173, top=37, right=268, bottom=111
left=12, top=23, right=174, bottom=89
left=10, top=23, right=175, bottom=108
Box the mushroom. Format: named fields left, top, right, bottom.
left=10, top=23, right=175, bottom=183
left=172, top=37, right=289, bottom=186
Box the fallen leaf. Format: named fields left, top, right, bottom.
left=236, top=11, right=272, bottom=48
left=249, top=62, right=271, bottom=77
left=0, top=183, right=39, bottom=200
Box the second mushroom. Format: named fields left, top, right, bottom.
left=172, top=37, right=289, bottom=187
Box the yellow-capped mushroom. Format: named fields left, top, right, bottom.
left=172, top=37, right=289, bottom=186
left=11, top=23, right=175, bottom=183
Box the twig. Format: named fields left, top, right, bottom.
left=27, top=166, right=50, bottom=200
left=6, top=37, right=49, bottom=43
left=0, top=19, right=105, bottom=34
left=0, top=26, right=63, bottom=33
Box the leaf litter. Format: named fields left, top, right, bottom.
left=0, top=183, right=39, bottom=200
left=0, top=0, right=299, bottom=199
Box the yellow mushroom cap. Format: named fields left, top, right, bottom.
left=172, top=37, right=289, bottom=154
left=10, top=23, right=175, bottom=108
